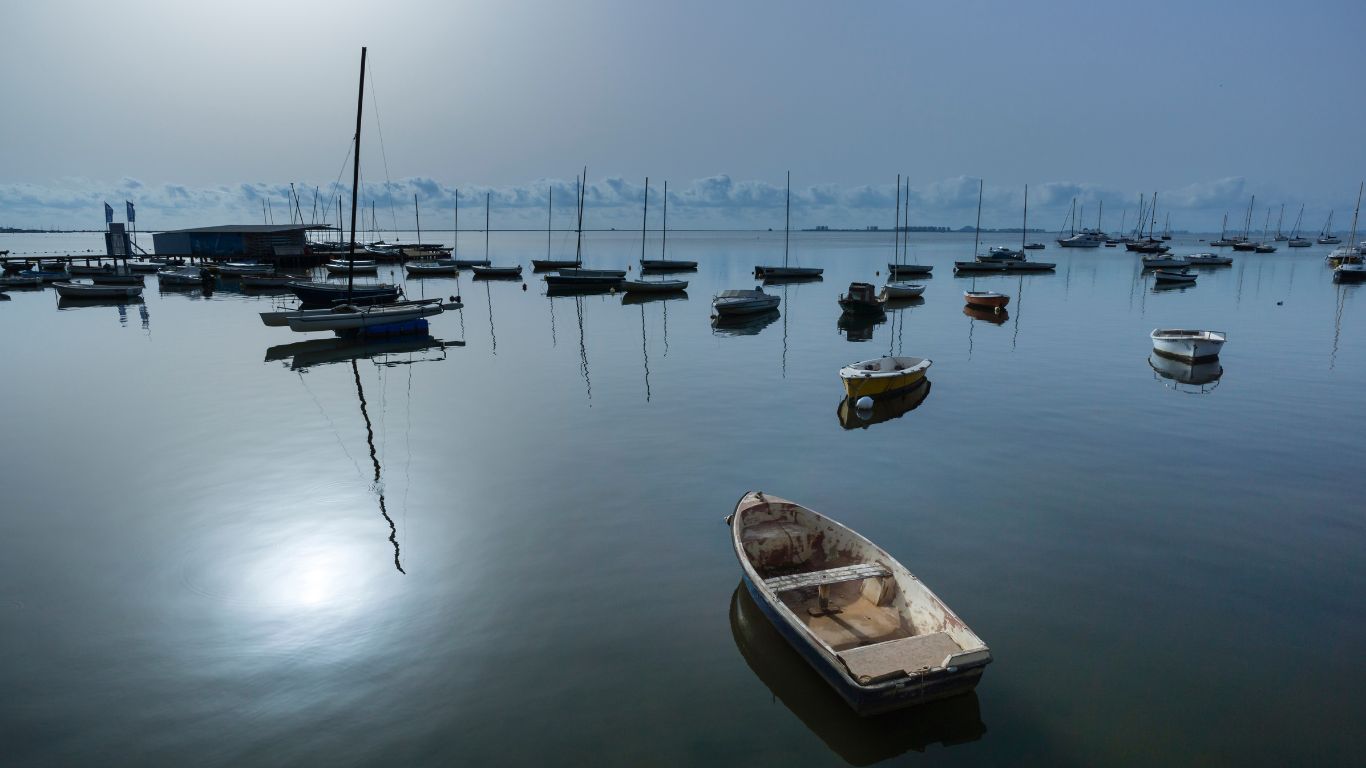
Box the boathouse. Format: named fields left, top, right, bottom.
left=151, top=224, right=320, bottom=264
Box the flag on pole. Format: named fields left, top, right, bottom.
left=104, top=202, right=114, bottom=224
left=126, top=201, right=136, bottom=223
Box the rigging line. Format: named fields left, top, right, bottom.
left=365, top=59, right=400, bottom=233
left=352, top=359, right=405, bottom=575
left=403, top=361, right=413, bottom=555
left=322, top=138, right=354, bottom=232
left=296, top=370, right=364, bottom=481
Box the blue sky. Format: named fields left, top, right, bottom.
left=2, top=0, right=1363, bottom=232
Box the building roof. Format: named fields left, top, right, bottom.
left=156, top=224, right=313, bottom=235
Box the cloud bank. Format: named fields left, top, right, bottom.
left=0, top=174, right=1320, bottom=233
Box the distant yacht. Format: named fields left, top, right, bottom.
left=1318, top=210, right=1341, bottom=244
left=1055, top=198, right=1105, bottom=247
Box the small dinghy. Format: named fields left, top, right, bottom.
left=713, top=288, right=780, bottom=317
left=621, top=278, right=689, bottom=293
left=880, top=282, right=925, bottom=300
left=470, top=264, right=523, bottom=278
left=728, top=491, right=991, bottom=715
left=324, top=260, right=379, bottom=275
left=17, top=269, right=69, bottom=283
left=838, top=355, right=931, bottom=401
left=404, top=259, right=459, bottom=276
left=127, top=261, right=163, bottom=273
left=219, top=261, right=277, bottom=276
left=52, top=281, right=143, bottom=299
left=963, top=291, right=1009, bottom=310
left=260, top=297, right=449, bottom=327
left=157, top=266, right=211, bottom=286
left=1151, top=329, right=1226, bottom=362
left=1153, top=269, right=1196, bottom=285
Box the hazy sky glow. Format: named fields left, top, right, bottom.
left=3, top=0, right=1364, bottom=232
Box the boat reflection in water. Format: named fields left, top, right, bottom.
left=712, top=308, right=780, bottom=337
left=837, top=310, right=886, bottom=342
left=620, top=289, right=688, bottom=305
left=882, top=296, right=925, bottom=312
left=836, top=379, right=932, bottom=430
left=762, top=273, right=823, bottom=286
left=729, top=585, right=985, bottom=764
left=1148, top=354, right=1224, bottom=394
left=962, top=304, right=1008, bottom=325
left=265, top=333, right=456, bottom=371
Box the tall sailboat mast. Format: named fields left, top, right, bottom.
left=1022, top=184, right=1029, bottom=252
left=661, top=180, right=668, bottom=259
left=346, top=46, right=367, bottom=300
left=546, top=186, right=553, bottom=260
left=414, top=194, right=422, bottom=249
left=784, top=171, right=791, bottom=268
left=893, top=173, right=901, bottom=266
left=640, top=177, right=649, bottom=261
left=484, top=192, right=490, bottom=263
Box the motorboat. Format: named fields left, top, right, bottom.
left=621, top=278, right=689, bottom=293
left=1056, top=229, right=1105, bottom=248
left=156, top=266, right=211, bottom=286
left=879, top=282, right=925, bottom=300
left=838, top=282, right=885, bottom=314
left=1141, top=255, right=1189, bottom=268
left=1287, top=238, right=1312, bottom=248
left=838, top=356, right=931, bottom=401
left=0, top=275, right=43, bottom=288
left=713, top=288, right=780, bottom=317
left=1184, top=253, right=1233, bottom=266
left=727, top=491, right=991, bottom=715
left=963, top=291, right=1009, bottom=310
left=1152, top=269, right=1196, bottom=285
left=1253, top=243, right=1277, bottom=253
left=1326, top=245, right=1363, bottom=265
left=1022, top=242, right=1045, bottom=250
left=52, top=281, right=143, bottom=299
left=2, top=260, right=34, bottom=273
left=982, top=246, right=1024, bottom=261
left=1151, top=329, right=1225, bottom=362
left=284, top=299, right=451, bottom=332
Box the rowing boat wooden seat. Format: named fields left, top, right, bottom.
left=763, top=563, right=891, bottom=592
left=837, top=631, right=962, bottom=684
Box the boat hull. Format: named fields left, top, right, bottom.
left=470, top=266, right=523, bottom=278
left=640, top=259, right=698, bottom=271
left=963, top=291, right=1009, bottom=309
left=714, top=297, right=780, bottom=316
left=52, top=282, right=143, bottom=299
left=531, top=259, right=580, bottom=271
left=286, top=281, right=401, bottom=305
left=1151, top=330, right=1225, bottom=362
left=730, top=492, right=990, bottom=716
left=887, top=264, right=933, bottom=276
left=880, top=283, right=924, bottom=300
left=755, top=266, right=823, bottom=278
left=621, top=279, right=689, bottom=293
left=839, top=356, right=931, bottom=400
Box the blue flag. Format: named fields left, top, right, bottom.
left=126, top=201, right=136, bottom=223
left=104, top=202, right=114, bottom=224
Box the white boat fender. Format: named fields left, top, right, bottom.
left=856, top=396, right=874, bottom=410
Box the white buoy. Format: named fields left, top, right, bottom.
left=855, top=396, right=874, bottom=410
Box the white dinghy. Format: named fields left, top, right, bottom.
left=728, top=491, right=991, bottom=715
left=1151, top=329, right=1226, bottom=362
left=52, top=281, right=143, bottom=299
left=284, top=299, right=450, bottom=332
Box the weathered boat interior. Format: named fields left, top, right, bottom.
left=737, top=495, right=985, bottom=685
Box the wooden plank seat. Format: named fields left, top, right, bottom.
left=764, top=563, right=891, bottom=592
left=837, top=631, right=962, bottom=684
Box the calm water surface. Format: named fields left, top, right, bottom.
left=1, top=230, right=1363, bottom=766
